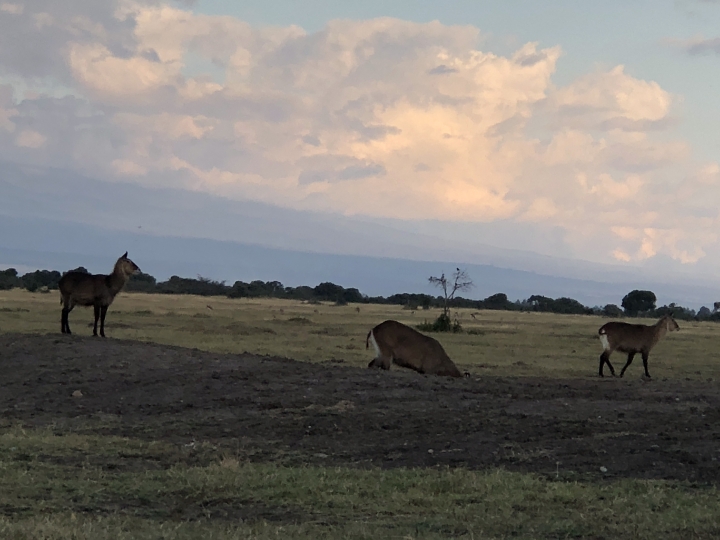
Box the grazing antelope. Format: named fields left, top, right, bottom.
left=597, top=315, right=679, bottom=378
left=59, top=252, right=140, bottom=337
left=366, top=320, right=465, bottom=378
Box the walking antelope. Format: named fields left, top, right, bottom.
left=597, top=315, right=679, bottom=378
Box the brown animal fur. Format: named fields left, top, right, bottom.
left=59, top=252, right=140, bottom=337
left=597, top=315, right=679, bottom=378
left=366, top=320, right=464, bottom=378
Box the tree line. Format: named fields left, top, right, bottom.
left=1, top=266, right=718, bottom=322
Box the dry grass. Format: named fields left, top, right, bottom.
left=1, top=427, right=720, bottom=540
left=0, top=289, right=716, bottom=380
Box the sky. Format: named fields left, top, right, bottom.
left=2, top=0, right=720, bottom=283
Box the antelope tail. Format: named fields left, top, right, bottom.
left=366, top=330, right=372, bottom=349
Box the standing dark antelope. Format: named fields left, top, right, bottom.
left=59, top=252, right=140, bottom=337
left=366, top=320, right=465, bottom=378
left=597, top=315, right=679, bottom=378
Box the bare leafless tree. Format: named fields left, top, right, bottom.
left=428, top=268, right=474, bottom=319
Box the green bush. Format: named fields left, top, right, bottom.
left=417, top=313, right=462, bottom=333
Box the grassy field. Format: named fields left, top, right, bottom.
left=2, top=289, right=720, bottom=539
left=2, top=426, right=720, bottom=539
left=0, top=288, right=715, bottom=380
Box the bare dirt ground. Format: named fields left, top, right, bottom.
left=2, top=333, right=719, bottom=483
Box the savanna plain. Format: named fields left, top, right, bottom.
left=1, top=289, right=720, bottom=539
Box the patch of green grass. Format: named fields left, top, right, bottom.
left=1, top=427, right=720, bottom=539
left=0, top=289, right=713, bottom=379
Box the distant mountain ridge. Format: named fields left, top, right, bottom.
left=0, top=161, right=666, bottom=283
left=2, top=215, right=720, bottom=310
left=2, top=161, right=720, bottom=309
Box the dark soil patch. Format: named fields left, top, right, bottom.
left=2, top=333, right=720, bottom=483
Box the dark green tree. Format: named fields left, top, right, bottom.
left=341, top=287, right=364, bottom=303
left=621, top=290, right=656, bottom=316
left=287, top=285, right=315, bottom=301
left=526, top=295, right=554, bottom=312
left=313, top=282, right=346, bottom=302
left=157, top=275, right=228, bottom=296
left=602, top=304, right=623, bottom=318
left=655, top=302, right=695, bottom=321
left=21, top=270, right=61, bottom=291
left=126, top=271, right=158, bottom=293
left=552, top=297, right=591, bottom=315
left=0, top=268, right=21, bottom=290
left=387, top=293, right=433, bottom=309
left=483, top=293, right=511, bottom=310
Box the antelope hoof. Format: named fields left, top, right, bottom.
left=368, top=358, right=389, bottom=370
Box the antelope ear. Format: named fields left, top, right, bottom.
left=122, top=251, right=128, bottom=259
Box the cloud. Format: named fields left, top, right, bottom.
left=297, top=158, right=386, bottom=185
left=0, top=1, right=140, bottom=82
left=68, top=42, right=181, bottom=97
left=0, top=3, right=23, bottom=15
left=672, top=36, right=720, bottom=55
left=428, top=65, right=458, bottom=75
left=0, top=1, right=714, bottom=267
left=15, top=129, right=46, bottom=148
left=600, top=139, right=689, bottom=173
left=111, top=158, right=147, bottom=176
left=550, top=65, right=672, bottom=127
left=610, top=226, right=714, bottom=264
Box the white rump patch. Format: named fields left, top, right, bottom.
left=368, top=330, right=381, bottom=357
left=599, top=333, right=610, bottom=351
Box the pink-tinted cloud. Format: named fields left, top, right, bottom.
left=0, top=0, right=715, bottom=266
